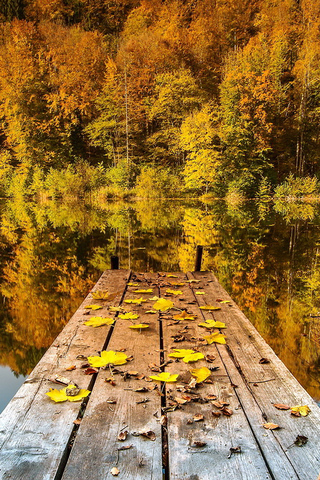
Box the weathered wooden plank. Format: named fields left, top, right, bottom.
left=0, top=269, right=130, bottom=480
left=191, top=271, right=320, bottom=480
left=160, top=273, right=273, bottom=480
left=61, top=272, right=163, bottom=480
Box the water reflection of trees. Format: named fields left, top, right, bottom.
left=1, top=198, right=320, bottom=400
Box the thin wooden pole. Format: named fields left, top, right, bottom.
left=111, top=255, right=119, bottom=270
left=194, top=245, right=203, bottom=272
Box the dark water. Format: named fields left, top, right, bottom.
left=1, top=196, right=320, bottom=412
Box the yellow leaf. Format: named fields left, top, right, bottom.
left=85, top=304, right=103, bottom=310
left=88, top=350, right=128, bottom=368
left=200, top=305, right=221, bottom=311
left=198, top=320, right=226, bottom=329
left=203, top=332, right=226, bottom=344
left=182, top=352, right=205, bottom=363
left=170, top=282, right=185, bottom=286
left=169, top=349, right=195, bottom=358
left=129, top=324, right=149, bottom=329
left=167, top=275, right=178, bottom=278
left=290, top=405, right=311, bottom=416
left=124, top=298, right=147, bottom=304
left=127, top=283, right=139, bottom=286
left=195, top=291, right=206, bottom=295
left=119, top=312, right=139, bottom=320
left=145, top=310, right=157, bottom=314
left=149, top=296, right=160, bottom=301
left=84, top=317, right=115, bottom=327
left=190, top=367, right=211, bottom=383
left=166, top=289, right=183, bottom=295
left=220, top=300, right=230, bottom=304
left=186, top=279, right=200, bottom=283
left=150, top=372, right=179, bottom=382
left=134, top=289, right=153, bottom=293
left=153, top=298, right=174, bottom=311
left=91, top=291, right=110, bottom=300
left=173, top=310, right=195, bottom=321
left=109, top=306, right=124, bottom=312
left=46, top=385, right=90, bottom=403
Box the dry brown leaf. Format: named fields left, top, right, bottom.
left=140, top=431, right=156, bottom=441
left=206, top=355, right=216, bottom=363
left=84, top=367, right=98, bottom=375
left=66, top=365, right=76, bottom=371
left=73, top=419, right=81, bottom=425
left=259, top=358, right=270, bottom=364
left=193, top=414, right=204, bottom=422
left=212, top=411, right=221, bottom=417
left=221, top=407, right=233, bottom=416
left=174, top=396, right=188, bottom=405
left=192, top=441, right=207, bottom=448
left=111, top=467, right=120, bottom=476
left=273, top=403, right=290, bottom=410
left=118, top=430, right=128, bottom=441
left=263, top=423, right=280, bottom=430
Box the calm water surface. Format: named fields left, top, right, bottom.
left=1, top=197, right=320, bottom=412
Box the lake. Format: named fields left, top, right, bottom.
left=0, top=196, right=320, bottom=412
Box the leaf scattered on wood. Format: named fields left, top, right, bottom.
left=145, top=310, right=157, bottom=314
left=153, top=298, right=174, bottom=311
left=170, top=282, right=185, bottom=286
left=65, top=365, right=76, bottom=371
left=221, top=407, right=233, bottom=416
left=149, top=363, right=161, bottom=372
left=212, top=411, right=221, bottom=417
left=263, top=423, right=280, bottom=430
left=206, top=354, right=216, bottom=363
left=119, top=312, right=139, bottom=320
left=127, top=283, right=139, bottom=286
left=124, top=298, right=147, bottom=304
left=129, top=323, right=150, bottom=329
left=140, top=431, right=156, bottom=441
left=294, top=435, right=308, bottom=447
left=183, top=352, right=205, bottom=363
left=88, top=350, right=128, bottom=368
left=186, top=279, right=200, bottom=283
left=149, top=372, right=179, bottom=383
left=73, top=419, right=81, bottom=425
left=190, top=367, right=211, bottom=383
left=117, top=431, right=128, bottom=441
left=175, top=396, right=188, bottom=405
left=193, top=414, right=204, bottom=422
left=228, top=446, right=241, bottom=458
left=200, top=305, right=221, bottom=311
left=203, top=332, right=226, bottom=344
left=167, top=274, right=178, bottom=278
left=273, top=403, right=290, bottom=410
left=173, top=311, right=195, bottom=321
left=110, top=467, right=120, bottom=476
left=195, top=291, right=206, bottom=295
left=134, top=289, right=153, bottom=293
left=84, top=316, right=115, bottom=327
left=169, top=349, right=195, bottom=358
left=109, top=306, right=124, bottom=312
left=84, top=305, right=102, bottom=310
left=198, top=320, right=226, bottom=329
left=259, top=358, right=270, bottom=364
left=91, top=291, right=117, bottom=300
left=117, top=445, right=133, bottom=451
left=191, top=441, right=207, bottom=448
left=46, top=385, right=90, bottom=403
left=290, top=405, right=311, bottom=417
left=84, top=367, right=98, bottom=375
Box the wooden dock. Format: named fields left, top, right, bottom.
left=0, top=269, right=320, bottom=480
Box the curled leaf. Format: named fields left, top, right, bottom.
left=127, top=283, right=139, bottom=286
left=173, top=311, right=195, bottom=321
left=46, top=385, right=90, bottom=403
left=88, top=350, right=128, bottom=368
left=203, top=332, right=226, bottom=344
left=273, top=403, right=290, bottom=410
left=145, top=310, right=157, bottom=314
left=149, top=372, right=179, bottom=383
left=200, top=305, right=221, bottom=311
left=190, top=367, right=212, bottom=383
left=153, top=298, right=174, bottom=311
left=84, top=316, right=115, bottom=327
left=263, top=423, right=280, bottom=430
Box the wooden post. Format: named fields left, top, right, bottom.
left=194, top=245, right=203, bottom=272
left=111, top=255, right=119, bottom=270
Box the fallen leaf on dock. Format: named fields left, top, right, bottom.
left=203, top=332, right=226, bottom=344
left=199, top=320, right=226, bottom=329
left=118, top=431, right=128, bottom=441
left=145, top=310, right=157, bottom=314
left=119, top=312, right=139, bottom=320
left=200, top=305, right=221, bottom=311
left=83, top=367, right=98, bottom=375
left=290, top=405, right=311, bottom=417
left=149, top=372, right=179, bottom=382
left=169, top=349, right=195, bottom=358
left=84, top=316, right=115, bottom=327
left=124, top=298, right=147, bottom=304
left=88, top=350, right=128, bottom=368
left=273, top=403, right=290, bottom=410
left=173, top=311, right=195, bottom=321
left=91, top=291, right=117, bottom=300
left=153, top=298, right=174, bottom=311
left=186, top=280, right=200, bottom=283
left=294, top=435, right=308, bottom=446
left=191, top=441, right=207, bottom=447
left=228, top=446, right=241, bottom=458
left=259, top=358, right=270, bottom=364
left=170, top=282, right=185, bottom=286
left=134, top=289, right=153, bottom=293
left=110, top=467, right=120, bottom=476
left=84, top=305, right=103, bottom=310
left=190, top=367, right=211, bottom=383
left=109, top=306, right=124, bottom=312
left=65, top=365, right=76, bottom=371
left=183, top=352, right=205, bottom=363
left=167, top=274, right=178, bottom=278
left=195, top=291, right=206, bottom=295
left=46, top=385, right=90, bottom=403
left=263, top=423, right=280, bottom=430
left=166, top=289, right=183, bottom=295
left=221, top=407, right=233, bottom=416
left=193, top=414, right=204, bottom=422
left=127, top=283, right=139, bottom=286
left=140, top=431, right=156, bottom=441
left=206, top=354, right=216, bottom=363
left=129, top=323, right=149, bottom=329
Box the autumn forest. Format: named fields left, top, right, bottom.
left=1, top=0, right=320, bottom=198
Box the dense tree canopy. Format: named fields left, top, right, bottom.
left=1, top=0, right=320, bottom=196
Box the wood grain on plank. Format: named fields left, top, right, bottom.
left=0, top=269, right=130, bottom=480
left=61, top=272, right=163, bottom=480
left=192, top=271, right=320, bottom=480
left=160, top=273, right=273, bottom=480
